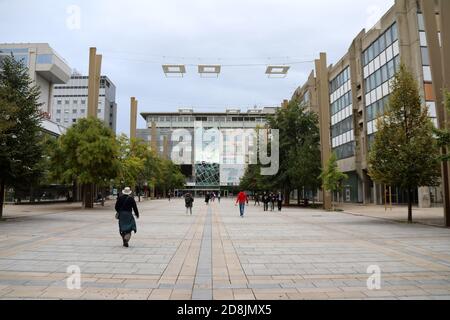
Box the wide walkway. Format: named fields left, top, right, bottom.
left=0, top=198, right=450, bottom=300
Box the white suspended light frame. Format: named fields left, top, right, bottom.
left=198, top=65, right=221, bottom=78
left=265, top=65, right=290, bottom=78
left=162, top=64, right=186, bottom=78
left=161, top=64, right=291, bottom=78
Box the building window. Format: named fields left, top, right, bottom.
left=73, top=100, right=78, bottom=104
left=80, top=109, right=85, bottom=113
left=72, top=109, right=77, bottom=114
left=57, top=100, right=62, bottom=105
left=81, top=100, right=86, bottom=105
left=56, top=119, right=60, bottom=123
left=56, top=109, right=61, bottom=114
left=36, top=54, right=52, bottom=64
left=421, top=47, right=430, bottom=66
left=98, top=109, right=101, bottom=113
left=72, top=119, right=76, bottom=123
left=65, top=100, right=69, bottom=105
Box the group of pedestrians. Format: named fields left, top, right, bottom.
left=258, top=191, right=284, bottom=212
left=204, top=191, right=220, bottom=204
left=237, top=191, right=284, bottom=217
left=113, top=187, right=284, bottom=248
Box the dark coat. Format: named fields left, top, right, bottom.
left=185, top=195, right=194, bottom=208
left=115, top=195, right=139, bottom=234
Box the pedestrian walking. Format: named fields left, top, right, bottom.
left=235, top=191, right=248, bottom=218
left=205, top=193, right=210, bottom=205
left=217, top=192, right=221, bottom=203
left=185, top=193, right=194, bottom=215
left=254, top=193, right=260, bottom=206
left=270, top=192, right=275, bottom=211
left=262, top=192, right=269, bottom=211
left=115, top=187, right=139, bottom=248
left=277, top=191, right=284, bottom=211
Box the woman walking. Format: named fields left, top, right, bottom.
left=115, top=187, right=139, bottom=247
left=185, top=193, right=194, bottom=215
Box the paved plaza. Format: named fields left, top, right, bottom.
left=0, top=198, right=450, bottom=300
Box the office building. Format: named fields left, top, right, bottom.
left=291, top=0, right=447, bottom=207
left=138, top=107, right=277, bottom=195
left=52, top=73, right=117, bottom=132
left=0, top=43, right=71, bottom=136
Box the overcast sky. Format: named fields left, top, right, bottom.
left=0, top=0, right=394, bottom=135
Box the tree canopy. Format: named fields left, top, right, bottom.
left=0, top=55, right=44, bottom=217
left=368, top=64, right=440, bottom=222
left=50, top=117, right=120, bottom=186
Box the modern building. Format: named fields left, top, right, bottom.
left=52, top=72, right=117, bottom=132
left=291, top=0, right=447, bottom=207
left=0, top=43, right=72, bottom=136
left=138, top=107, right=278, bottom=195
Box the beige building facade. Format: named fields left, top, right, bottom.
left=291, top=0, right=448, bottom=207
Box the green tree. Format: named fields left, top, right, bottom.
left=266, top=100, right=322, bottom=204
left=115, top=135, right=146, bottom=189
left=368, top=64, right=440, bottom=222
left=0, top=55, right=44, bottom=218
left=156, top=158, right=185, bottom=196
left=319, top=152, right=348, bottom=210
left=239, top=163, right=272, bottom=192
left=50, top=117, right=120, bottom=208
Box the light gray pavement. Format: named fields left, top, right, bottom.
left=0, top=198, right=450, bottom=300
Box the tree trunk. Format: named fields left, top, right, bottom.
left=83, top=183, right=94, bottom=209
left=284, top=188, right=289, bottom=206
left=407, top=187, right=413, bottom=223
left=0, top=179, right=5, bottom=219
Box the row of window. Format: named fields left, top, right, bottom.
left=363, top=40, right=399, bottom=79
left=54, top=86, right=89, bottom=89
left=364, top=55, right=400, bottom=93
left=331, top=91, right=352, bottom=115
left=57, top=99, right=86, bottom=105
left=148, top=116, right=266, bottom=123
left=331, top=104, right=353, bottom=126
left=55, top=108, right=103, bottom=114
left=329, top=67, right=350, bottom=94
left=362, top=23, right=398, bottom=66
left=332, top=129, right=354, bottom=149
left=366, top=95, right=390, bottom=122
left=53, top=94, right=106, bottom=97
left=333, top=142, right=355, bottom=160
left=331, top=116, right=353, bottom=138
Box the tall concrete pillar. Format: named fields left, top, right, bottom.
left=87, top=48, right=102, bottom=118
left=421, top=0, right=450, bottom=226
left=130, top=97, right=137, bottom=139
left=315, top=52, right=332, bottom=210
left=93, top=54, right=102, bottom=112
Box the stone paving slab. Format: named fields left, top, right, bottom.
left=1, top=198, right=450, bottom=299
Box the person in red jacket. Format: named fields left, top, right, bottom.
left=235, top=191, right=248, bottom=218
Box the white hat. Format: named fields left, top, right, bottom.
left=122, top=187, right=132, bottom=195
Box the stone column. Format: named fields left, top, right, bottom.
left=315, top=53, right=332, bottom=210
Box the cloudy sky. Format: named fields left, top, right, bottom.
left=1, top=0, right=394, bottom=135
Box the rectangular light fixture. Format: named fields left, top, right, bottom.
left=198, top=65, right=221, bottom=78
left=265, top=65, right=290, bottom=78
left=162, top=64, right=186, bottom=77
